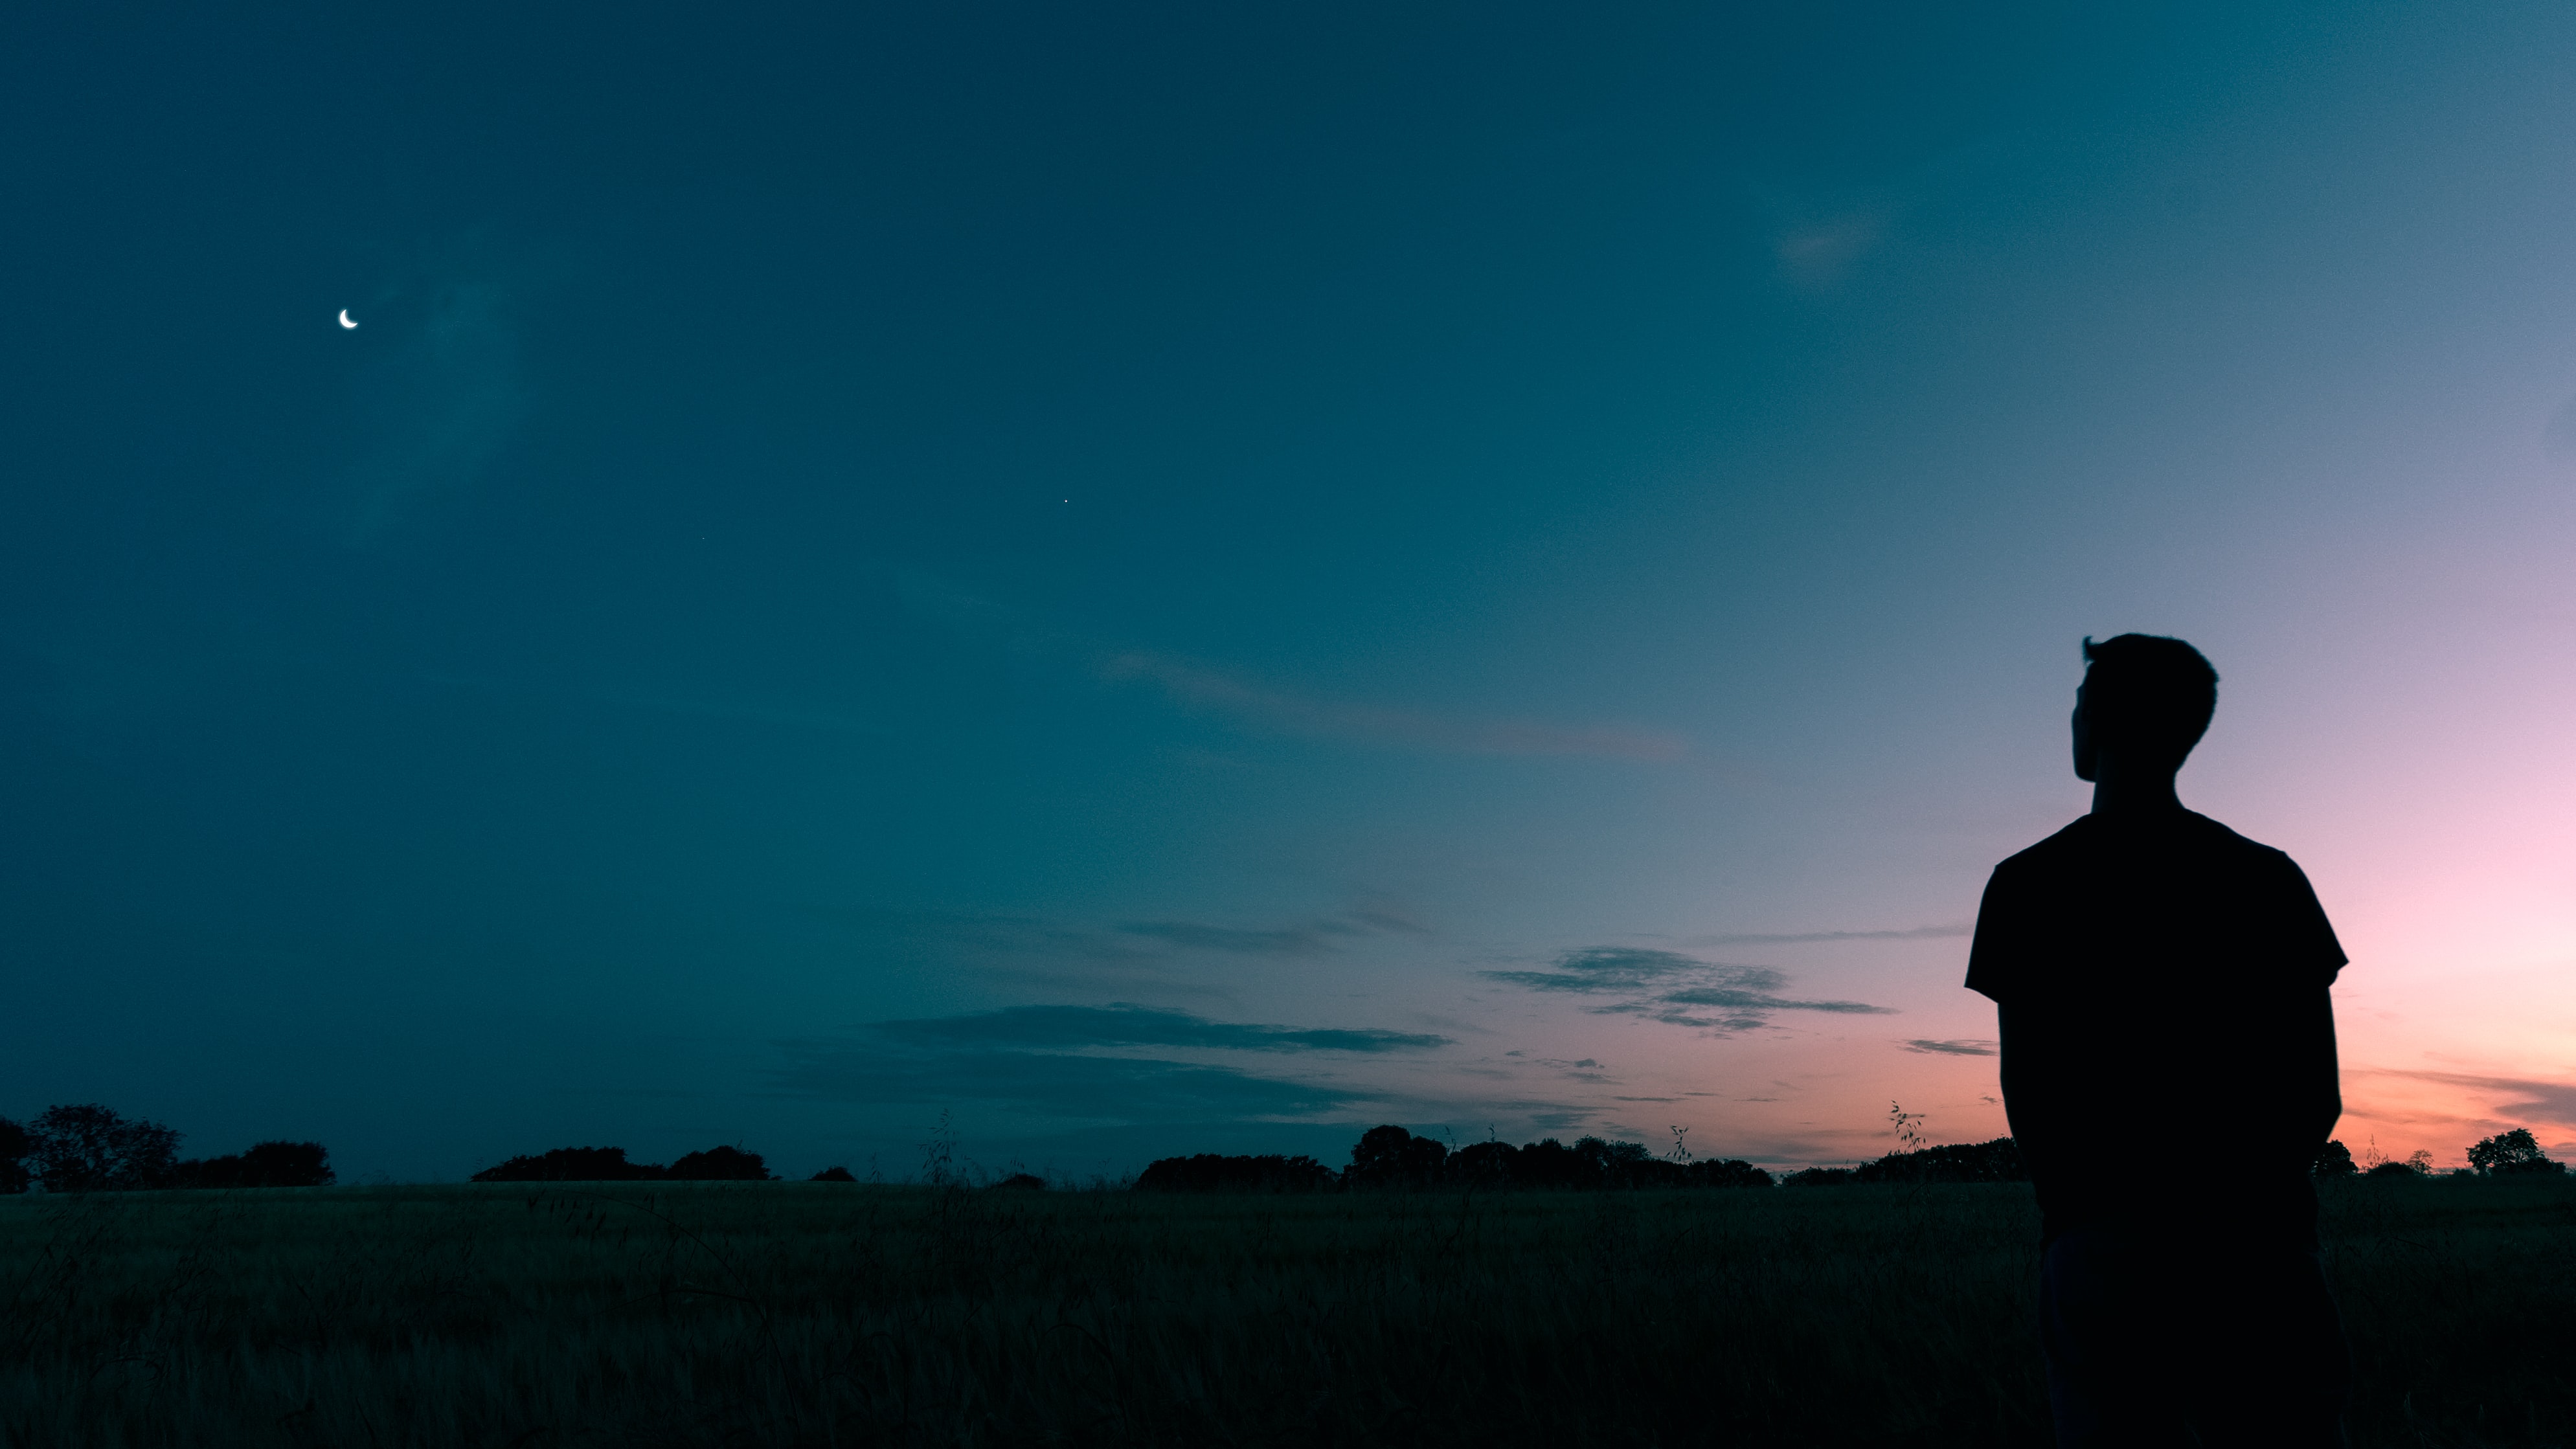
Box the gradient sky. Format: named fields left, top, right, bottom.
left=6, top=5, right=2573, bottom=1183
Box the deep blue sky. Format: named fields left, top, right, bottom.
left=8, top=6, right=2575, bottom=1180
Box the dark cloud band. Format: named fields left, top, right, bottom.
left=874, top=1003, right=1451, bottom=1054
left=778, top=1044, right=1368, bottom=1120
left=1482, top=947, right=1893, bottom=1032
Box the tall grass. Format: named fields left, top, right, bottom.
left=0, top=1176, right=2567, bottom=1446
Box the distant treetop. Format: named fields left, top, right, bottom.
left=471, top=1144, right=775, bottom=1184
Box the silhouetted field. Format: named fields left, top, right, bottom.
left=2, top=1176, right=2570, bottom=1447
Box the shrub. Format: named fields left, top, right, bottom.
left=2365, top=1161, right=2421, bottom=1180
left=1682, top=1158, right=1774, bottom=1189
left=172, top=1141, right=335, bottom=1189
left=471, top=1147, right=664, bottom=1183
left=1135, top=1153, right=1335, bottom=1193
left=2314, top=1140, right=2358, bottom=1178
left=1342, top=1132, right=1768, bottom=1191
left=667, top=1146, right=774, bottom=1181
left=991, top=1173, right=1047, bottom=1191
left=1783, top=1167, right=1858, bottom=1188
left=811, top=1166, right=857, bottom=1182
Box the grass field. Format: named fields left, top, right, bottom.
left=2, top=1176, right=2570, bottom=1447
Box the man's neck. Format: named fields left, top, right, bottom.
left=2090, top=767, right=2185, bottom=820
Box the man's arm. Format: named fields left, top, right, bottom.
left=2274, top=850, right=2346, bottom=1148
left=1970, top=863, right=2083, bottom=1187
left=1995, top=999, right=2083, bottom=1187
left=1964, top=864, right=2022, bottom=1003
left=2296, top=986, right=2342, bottom=1150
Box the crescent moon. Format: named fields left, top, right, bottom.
left=338, top=309, right=359, bottom=330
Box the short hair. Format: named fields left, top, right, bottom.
left=2081, top=634, right=2218, bottom=765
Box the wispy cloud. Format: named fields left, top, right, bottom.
left=2371, top=1070, right=2576, bottom=1129
left=767, top=993, right=1749, bottom=1158
left=1347, top=899, right=1432, bottom=935
left=1687, top=925, right=1971, bottom=946
left=1484, top=947, right=1895, bottom=1033
left=1091, top=906, right=1422, bottom=961
left=890, top=572, right=1682, bottom=765
left=1774, top=211, right=1887, bottom=287
left=1116, top=920, right=1354, bottom=956
left=874, top=1004, right=1451, bottom=1055
left=1103, top=653, right=1687, bottom=763
left=779, top=1002, right=1453, bottom=1125
left=1487, top=949, right=1721, bottom=994
left=828, top=902, right=1431, bottom=991
left=1901, top=1039, right=1997, bottom=1057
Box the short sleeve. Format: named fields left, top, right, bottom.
left=2272, top=852, right=2347, bottom=986
left=1964, top=864, right=2025, bottom=1002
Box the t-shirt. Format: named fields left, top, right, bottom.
left=1967, top=811, right=2346, bottom=1243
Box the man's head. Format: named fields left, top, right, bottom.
left=2072, top=634, right=2218, bottom=782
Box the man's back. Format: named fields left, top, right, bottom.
left=1968, top=810, right=2347, bottom=1243
left=1981, top=634, right=2352, bottom=1445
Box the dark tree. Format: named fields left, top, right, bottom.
left=2312, top=1140, right=2357, bottom=1178
left=1854, top=1136, right=2028, bottom=1185
left=666, top=1146, right=774, bottom=1181
left=1681, top=1158, right=1774, bottom=1189
left=1508, top=1138, right=1587, bottom=1189
left=172, top=1141, right=335, bottom=1189
left=1447, top=1139, right=1520, bottom=1187
left=1135, top=1153, right=1334, bottom=1193
left=2467, top=1128, right=2566, bottom=1176
left=1614, top=1156, right=1688, bottom=1189
left=1136, top=1130, right=1789, bottom=1195
left=1344, top=1126, right=1448, bottom=1188
left=0, top=1118, right=28, bottom=1195
left=811, top=1165, right=858, bottom=1182
left=27, top=1104, right=181, bottom=1192
left=470, top=1147, right=664, bottom=1183
left=991, top=1173, right=1047, bottom=1191
left=1783, top=1167, right=1858, bottom=1187
left=1569, top=1136, right=1655, bottom=1187
left=1136, top=1131, right=1777, bottom=1194
left=2364, top=1160, right=2420, bottom=1179
left=1445, top=1136, right=1771, bottom=1191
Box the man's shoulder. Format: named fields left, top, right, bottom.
left=1993, top=813, right=2302, bottom=872
left=1991, top=817, right=2093, bottom=877
left=2180, top=813, right=2305, bottom=871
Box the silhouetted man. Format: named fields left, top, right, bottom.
left=1968, top=635, right=2351, bottom=1447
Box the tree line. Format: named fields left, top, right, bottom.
left=1133, top=1125, right=2013, bottom=1193
left=0, top=1105, right=332, bottom=1193
left=3, top=1105, right=2562, bottom=1195
left=2310, top=1129, right=2566, bottom=1180
left=1133, top=1126, right=1783, bottom=1193
left=1136, top=1125, right=2567, bottom=1193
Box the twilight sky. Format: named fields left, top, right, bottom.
left=5, top=5, right=2573, bottom=1182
